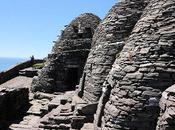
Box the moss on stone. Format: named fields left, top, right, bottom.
left=32, top=63, right=45, bottom=69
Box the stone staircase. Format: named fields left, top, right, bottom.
left=40, top=105, right=72, bottom=130
left=19, top=67, right=38, bottom=78
left=38, top=91, right=96, bottom=130
left=8, top=89, right=96, bottom=130
left=9, top=115, right=40, bottom=130
left=39, top=91, right=75, bottom=129
left=9, top=92, right=56, bottom=130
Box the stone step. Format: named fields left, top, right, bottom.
left=59, top=112, right=74, bottom=116
left=80, top=123, right=94, bottom=130
left=27, top=105, right=42, bottom=116
left=40, top=104, right=49, bottom=115
left=19, top=67, right=38, bottom=77
left=10, top=115, right=41, bottom=130
left=49, top=116, right=72, bottom=124
left=10, top=124, right=35, bottom=130
left=40, top=124, right=71, bottom=130
left=48, top=95, right=67, bottom=110
left=27, top=99, right=50, bottom=116
left=71, top=116, right=86, bottom=129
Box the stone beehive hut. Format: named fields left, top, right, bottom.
left=31, top=13, right=101, bottom=93
left=94, top=0, right=175, bottom=129
left=77, top=0, right=149, bottom=103
left=28, top=0, right=175, bottom=130
left=1, top=0, right=175, bottom=130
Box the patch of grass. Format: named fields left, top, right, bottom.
left=32, top=63, right=45, bottom=69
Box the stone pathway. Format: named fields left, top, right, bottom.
left=9, top=92, right=56, bottom=130
left=81, top=123, right=94, bottom=130
left=0, top=76, right=32, bottom=89
left=39, top=91, right=75, bottom=130
left=0, top=76, right=95, bottom=130
left=38, top=91, right=96, bottom=130
left=19, top=67, right=38, bottom=77
left=0, top=76, right=54, bottom=130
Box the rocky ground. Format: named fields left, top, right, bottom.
left=0, top=76, right=31, bottom=129
left=1, top=0, right=175, bottom=130
left=0, top=70, right=95, bottom=130
left=0, top=76, right=32, bottom=89
left=8, top=89, right=95, bottom=130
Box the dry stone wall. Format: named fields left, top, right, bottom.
left=0, top=59, right=43, bottom=85
left=31, top=13, right=100, bottom=93
left=27, top=1, right=175, bottom=130
left=0, top=86, right=29, bottom=129
left=156, top=84, right=175, bottom=130
left=79, top=0, right=148, bottom=103
left=0, top=0, right=175, bottom=130
left=98, top=0, right=175, bottom=129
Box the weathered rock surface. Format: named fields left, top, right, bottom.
left=79, top=0, right=148, bottom=103
left=156, top=84, right=175, bottom=130
left=2, top=0, right=175, bottom=130
left=0, top=76, right=30, bottom=129
left=9, top=92, right=57, bottom=130
left=19, top=67, right=38, bottom=77
left=31, top=13, right=101, bottom=93
left=36, top=90, right=98, bottom=130
left=98, top=0, right=175, bottom=129
left=39, top=91, right=77, bottom=129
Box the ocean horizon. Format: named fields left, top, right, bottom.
left=0, top=57, right=28, bottom=72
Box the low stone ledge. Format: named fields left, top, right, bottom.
left=0, top=87, right=29, bottom=129
left=0, top=59, right=44, bottom=85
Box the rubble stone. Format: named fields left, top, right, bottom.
left=4, top=0, right=175, bottom=130
left=0, top=76, right=30, bottom=129
left=156, top=84, right=175, bottom=130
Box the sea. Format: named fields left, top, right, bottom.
left=0, top=57, right=27, bottom=72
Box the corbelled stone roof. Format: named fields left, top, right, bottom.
left=99, top=0, right=175, bottom=129
left=52, top=13, right=101, bottom=53
left=31, top=13, right=101, bottom=93
left=29, top=1, right=175, bottom=129
left=2, top=1, right=175, bottom=130
left=79, top=0, right=148, bottom=103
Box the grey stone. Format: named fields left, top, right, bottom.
left=157, top=84, right=175, bottom=130
left=31, top=13, right=101, bottom=93
left=123, top=66, right=137, bottom=73
left=81, top=0, right=145, bottom=103
left=96, top=0, right=175, bottom=130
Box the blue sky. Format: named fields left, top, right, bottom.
left=0, top=0, right=117, bottom=58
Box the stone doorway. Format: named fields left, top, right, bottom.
left=65, top=68, right=79, bottom=90
left=85, top=27, right=93, bottom=38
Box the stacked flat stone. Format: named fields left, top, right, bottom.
left=31, top=13, right=101, bottom=93
left=0, top=83, right=29, bottom=129
left=157, top=84, right=175, bottom=130
left=79, top=0, right=148, bottom=103
left=98, top=0, right=175, bottom=129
